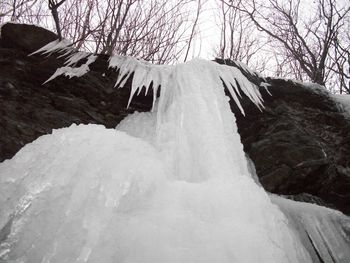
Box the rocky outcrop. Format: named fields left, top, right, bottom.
left=0, top=23, right=58, bottom=53
left=229, top=76, right=350, bottom=215
left=0, top=24, right=349, bottom=215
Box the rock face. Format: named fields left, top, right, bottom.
left=229, top=77, right=350, bottom=215
left=0, top=24, right=349, bottom=215
left=0, top=23, right=58, bottom=53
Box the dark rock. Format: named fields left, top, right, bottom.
left=260, top=164, right=292, bottom=192
left=230, top=77, right=350, bottom=214
left=0, top=23, right=58, bottom=53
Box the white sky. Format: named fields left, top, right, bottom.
left=186, top=0, right=222, bottom=60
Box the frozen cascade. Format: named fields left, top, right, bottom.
left=0, top=48, right=348, bottom=262
left=271, top=195, right=350, bottom=263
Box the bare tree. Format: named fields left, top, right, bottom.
left=216, top=0, right=267, bottom=72
left=328, top=29, right=350, bottom=94
left=1, top=0, right=200, bottom=64
left=48, top=0, right=66, bottom=40
left=0, top=0, right=40, bottom=22
left=97, top=0, right=137, bottom=55
left=222, top=0, right=350, bottom=90
left=183, top=0, right=203, bottom=62
left=90, top=0, right=196, bottom=63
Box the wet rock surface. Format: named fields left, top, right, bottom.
left=1, top=24, right=349, bottom=215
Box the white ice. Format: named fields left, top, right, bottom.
left=0, top=123, right=310, bottom=263
left=30, top=40, right=96, bottom=83
left=271, top=195, right=350, bottom=263
left=0, top=56, right=348, bottom=262
left=43, top=54, right=97, bottom=84
left=30, top=39, right=73, bottom=57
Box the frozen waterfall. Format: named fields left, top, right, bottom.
left=0, top=48, right=349, bottom=262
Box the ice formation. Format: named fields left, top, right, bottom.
left=30, top=40, right=97, bottom=82
left=271, top=195, right=350, bottom=262
left=1, top=45, right=349, bottom=262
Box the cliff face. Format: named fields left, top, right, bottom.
left=230, top=77, right=350, bottom=215
left=1, top=23, right=349, bottom=215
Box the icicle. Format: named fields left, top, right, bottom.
left=109, top=56, right=264, bottom=114
left=110, top=56, right=138, bottom=88
left=217, top=63, right=263, bottom=114
left=127, top=83, right=140, bottom=108
left=30, top=39, right=96, bottom=84
left=152, top=84, right=159, bottom=111
left=133, top=65, right=147, bottom=95
left=271, top=195, right=350, bottom=263
left=218, top=69, right=245, bottom=115
left=260, top=82, right=272, bottom=96
left=117, top=71, right=132, bottom=88
left=30, top=39, right=265, bottom=112
left=31, top=41, right=264, bottom=113
left=29, top=39, right=73, bottom=57
left=234, top=60, right=263, bottom=79
left=43, top=55, right=97, bottom=84
left=64, top=52, right=90, bottom=67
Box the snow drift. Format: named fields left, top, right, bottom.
left=0, top=45, right=349, bottom=262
